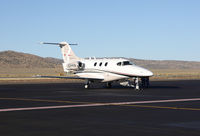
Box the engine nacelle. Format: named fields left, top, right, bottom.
left=63, top=61, right=85, bottom=73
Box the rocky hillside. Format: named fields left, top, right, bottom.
left=0, top=51, right=63, bottom=68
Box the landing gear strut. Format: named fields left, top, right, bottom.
left=84, top=80, right=91, bottom=89
left=135, top=77, right=140, bottom=90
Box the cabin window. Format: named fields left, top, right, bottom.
left=94, top=62, right=97, bottom=66
left=117, top=62, right=121, bottom=66
left=99, top=62, right=102, bottom=66
left=105, top=62, right=108, bottom=66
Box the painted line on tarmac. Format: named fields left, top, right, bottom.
left=123, top=104, right=200, bottom=111
left=0, top=97, right=91, bottom=104
left=0, top=98, right=200, bottom=112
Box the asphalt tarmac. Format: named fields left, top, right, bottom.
left=0, top=80, right=200, bottom=136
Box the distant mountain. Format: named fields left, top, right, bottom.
left=129, top=58, right=200, bottom=69
left=0, top=50, right=200, bottom=69
left=0, top=50, right=63, bottom=68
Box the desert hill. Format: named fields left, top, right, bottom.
left=0, top=50, right=200, bottom=70
left=0, top=51, right=62, bottom=68
left=129, top=58, right=200, bottom=69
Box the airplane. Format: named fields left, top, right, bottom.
left=39, top=42, right=153, bottom=90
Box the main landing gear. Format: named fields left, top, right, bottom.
left=84, top=80, right=91, bottom=89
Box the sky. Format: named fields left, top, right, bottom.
left=0, top=0, right=200, bottom=61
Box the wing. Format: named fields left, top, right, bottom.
left=36, top=75, right=104, bottom=81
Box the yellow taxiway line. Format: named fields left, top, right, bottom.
left=0, top=97, right=91, bottom=104
left=123, top=104, right=200, bottom=111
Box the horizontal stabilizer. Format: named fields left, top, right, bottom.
left=40, top=42, right=78, bottom=46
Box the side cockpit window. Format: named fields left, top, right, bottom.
left=94, top=62, right=97, bottom=66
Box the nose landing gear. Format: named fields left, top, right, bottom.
left=133, top=77, right=150, bottom=90
left=135, top=77, right=140, bottom=90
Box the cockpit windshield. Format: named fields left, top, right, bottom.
left=117, top=61, right=134, bottom=66
left=122, top=61, right=133, bottom=65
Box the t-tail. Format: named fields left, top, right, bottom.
left=41, top=42, right=84, bottom=73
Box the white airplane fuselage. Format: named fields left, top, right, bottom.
left=66, top=58, right=153, bottom=82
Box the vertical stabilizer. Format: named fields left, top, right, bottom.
left=58, top=42, right=80, bottom=63
left=41, top=42, right=82, bottom=73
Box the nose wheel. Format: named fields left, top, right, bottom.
left=84, top=84, right=90, bottom=89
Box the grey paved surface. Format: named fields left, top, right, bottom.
left=0, top=80, right=200, bottom=136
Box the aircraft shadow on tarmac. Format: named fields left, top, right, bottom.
left=148, top=86, right=180, bottom=89
left=87, top=84, right=180, bottom=90
left=0, top=82, right=180, bottom=90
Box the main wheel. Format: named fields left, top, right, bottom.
left=84, top=84, right=89, bottom=89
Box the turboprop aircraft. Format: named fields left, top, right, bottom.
left=39, top=42, right=153, bottom=90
